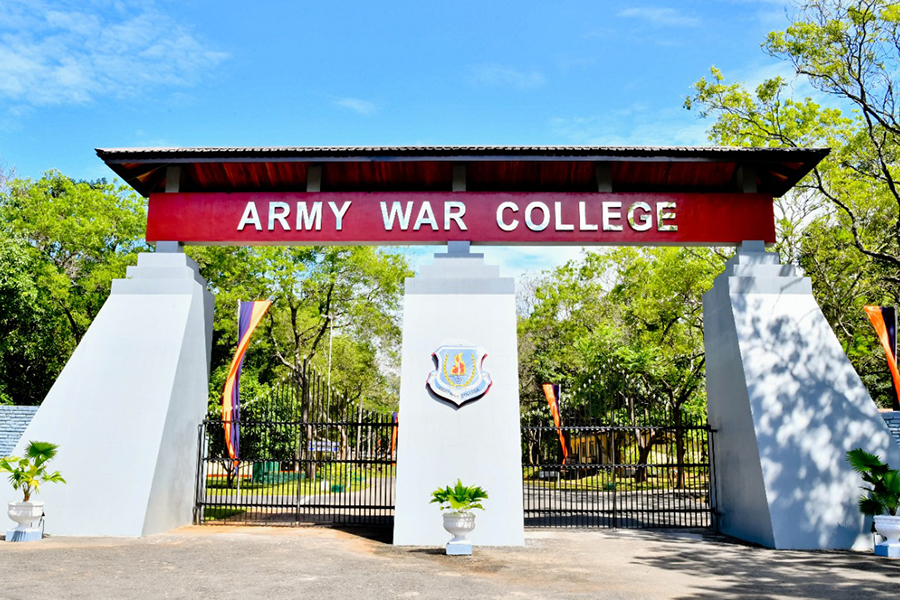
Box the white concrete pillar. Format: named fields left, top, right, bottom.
left=393, top=244, right=524, bottom=546
left=704, top=241, right=900, bottom=549
left=1, top=252, right=213, bottom=536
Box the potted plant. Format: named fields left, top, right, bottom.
left=430, top=479, right=488, bottom=554
left=847, top=448, right=900, bottom=544
left=0, top=440, right=66, bottom=540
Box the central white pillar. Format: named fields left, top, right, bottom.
left=393, top=243, right=524, bottom=546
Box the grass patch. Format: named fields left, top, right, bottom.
left=204, top=466, right=389, bottom=497
left=202, top=506, right=246, bottom=521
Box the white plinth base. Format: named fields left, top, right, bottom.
left=446, top=541, right=473, bottom=555
left=0, top=252, right=214, bottom=536
left=5, top=527, right=41, bottom=542
left=875, top=543, right=900, bottom=557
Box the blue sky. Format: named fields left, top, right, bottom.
left=0, top=0, right=797, bottom=277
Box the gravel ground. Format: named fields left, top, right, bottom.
left=2, top=526, right=899, bottom=599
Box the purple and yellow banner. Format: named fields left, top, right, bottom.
left=542, top=383, right=568, bottom=464
left=865, top=306, right=900, bottom=411
left=222, top=300, right=272, bottom=465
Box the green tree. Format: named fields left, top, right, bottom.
left=519, top=247, right=723, bottom=486
left=0, top=171, right=147, bottom=404
left=191, top=245, right=410, bottom=484
left=190, top=245, right=411, bottom=419
left=685, top=0, right=900, bottom=406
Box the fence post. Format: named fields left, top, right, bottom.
left=193, top=421, right=206, bottom=525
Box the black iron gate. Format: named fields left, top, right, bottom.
left=521, top=400, right=716, bottom=529
left=195, top=375, right=396, bottom=526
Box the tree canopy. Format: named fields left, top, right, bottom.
left=519, top=247, right=722, bottom=417
left=189, top=244, right=412, bottom=416
left=685, top=0, right=900, bottom=406
left=0, top=170, right=412, bottom=411
left=0, top=171, right=147, bottom=404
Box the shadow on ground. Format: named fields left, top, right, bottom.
left=333, top=525, right=393, bottom=544
left=635, top=531, right=900, bottom=599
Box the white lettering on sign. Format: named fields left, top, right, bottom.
left=554, top=202, right=574, bottom=231
left=579, top=201, right=598, bottom=231
left=602, top=201, right=622, bottom=232
left=525, top=202, right=550, bottom=231
left=232, top=198, right=679, bottom=236
left=268, top=201, right=291, bottom=231
left=497, top=201, right=519, bottom=231
left=445, top=201, right=467, bottom=231
left=627, top=202, right=652, bottom=232
left=381, top=201, right=414, bottom=230
left=413, top=201, right=438, bottom=231
left=237, top=201, right=262, bottom=231
left=296, top=202, right=322, bottom=231
left=657, top=202, right=678, bottom=231
left=493, top=200, right=678, bottom=234
left=329, top=201, right=351, bottom=231
left=237, top=200, right=351, bottom=232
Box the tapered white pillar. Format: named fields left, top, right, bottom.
left=704, top=241, right=900, bottom=549
left=1, top=251, right=213, bottom=536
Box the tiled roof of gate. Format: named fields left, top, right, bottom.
left=96, top=145, right=829, bottom=198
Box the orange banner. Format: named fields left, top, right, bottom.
left=865, top=306, right=900, bottom=409
left=542, top=383, right=568, bottom=464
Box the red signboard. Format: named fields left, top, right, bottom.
left=146, top=191, right=775, bottom=246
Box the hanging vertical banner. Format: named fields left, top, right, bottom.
left=865, top=306, right=900, bottom=411
left=542, top=383, right=568, bottom=464
left=222, top=300, right=273, bottom=465
left=391, top=412, right=399, bottom=464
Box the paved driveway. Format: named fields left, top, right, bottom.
left=2, top=526, right=899, bottom=599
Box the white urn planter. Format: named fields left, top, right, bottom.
left=8, top=501, right=43, bottom=528
left=874, top=515, right=900, bottom=545
left=443, top=511, right=476, bottom=555
left=7, top=501, right=44, bottom=542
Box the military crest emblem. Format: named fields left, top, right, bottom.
left=426, top=344, right=492, bottom=407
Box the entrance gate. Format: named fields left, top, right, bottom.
left=194, top=376, right=716, bottom=529
left=194, top=374, right=397, bottom=526
left=521, top=393, right=716, bottom=529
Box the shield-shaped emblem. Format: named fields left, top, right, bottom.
left=426, top=344, right=492, bottom=407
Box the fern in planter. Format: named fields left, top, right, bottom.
left=0, top=441, right=66, bottom=502
left=430, top=479, right=488, bottom=513
left=847, top=448, right=900, bottom=516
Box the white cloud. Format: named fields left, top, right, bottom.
left=0, top=0, right=227, bottom=107
left=618, top=7, right=701, bottom=28
left=550, top=105, right=710, bottom=147
left=336, top=97, right=377, bottom=115
left=468, top=64, right=546, bottom=90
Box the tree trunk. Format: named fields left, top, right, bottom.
left=674, top=409, right=686, bottom=490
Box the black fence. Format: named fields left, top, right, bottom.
left=195, top=371, right=396, bottom=526
left=196, top=372, right=715, bottom=530
left=521, top=396, right=716, bottom=529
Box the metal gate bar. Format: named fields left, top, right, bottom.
left=522, top=419, right=716, bottom=529
left=194, top=370, right=396, bottom=526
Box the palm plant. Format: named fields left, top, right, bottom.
left=430, top=479, right=488, bottom=513
left=0, top=441, right=66, bottom=502
left=847, top=448, right=900, bottom=516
